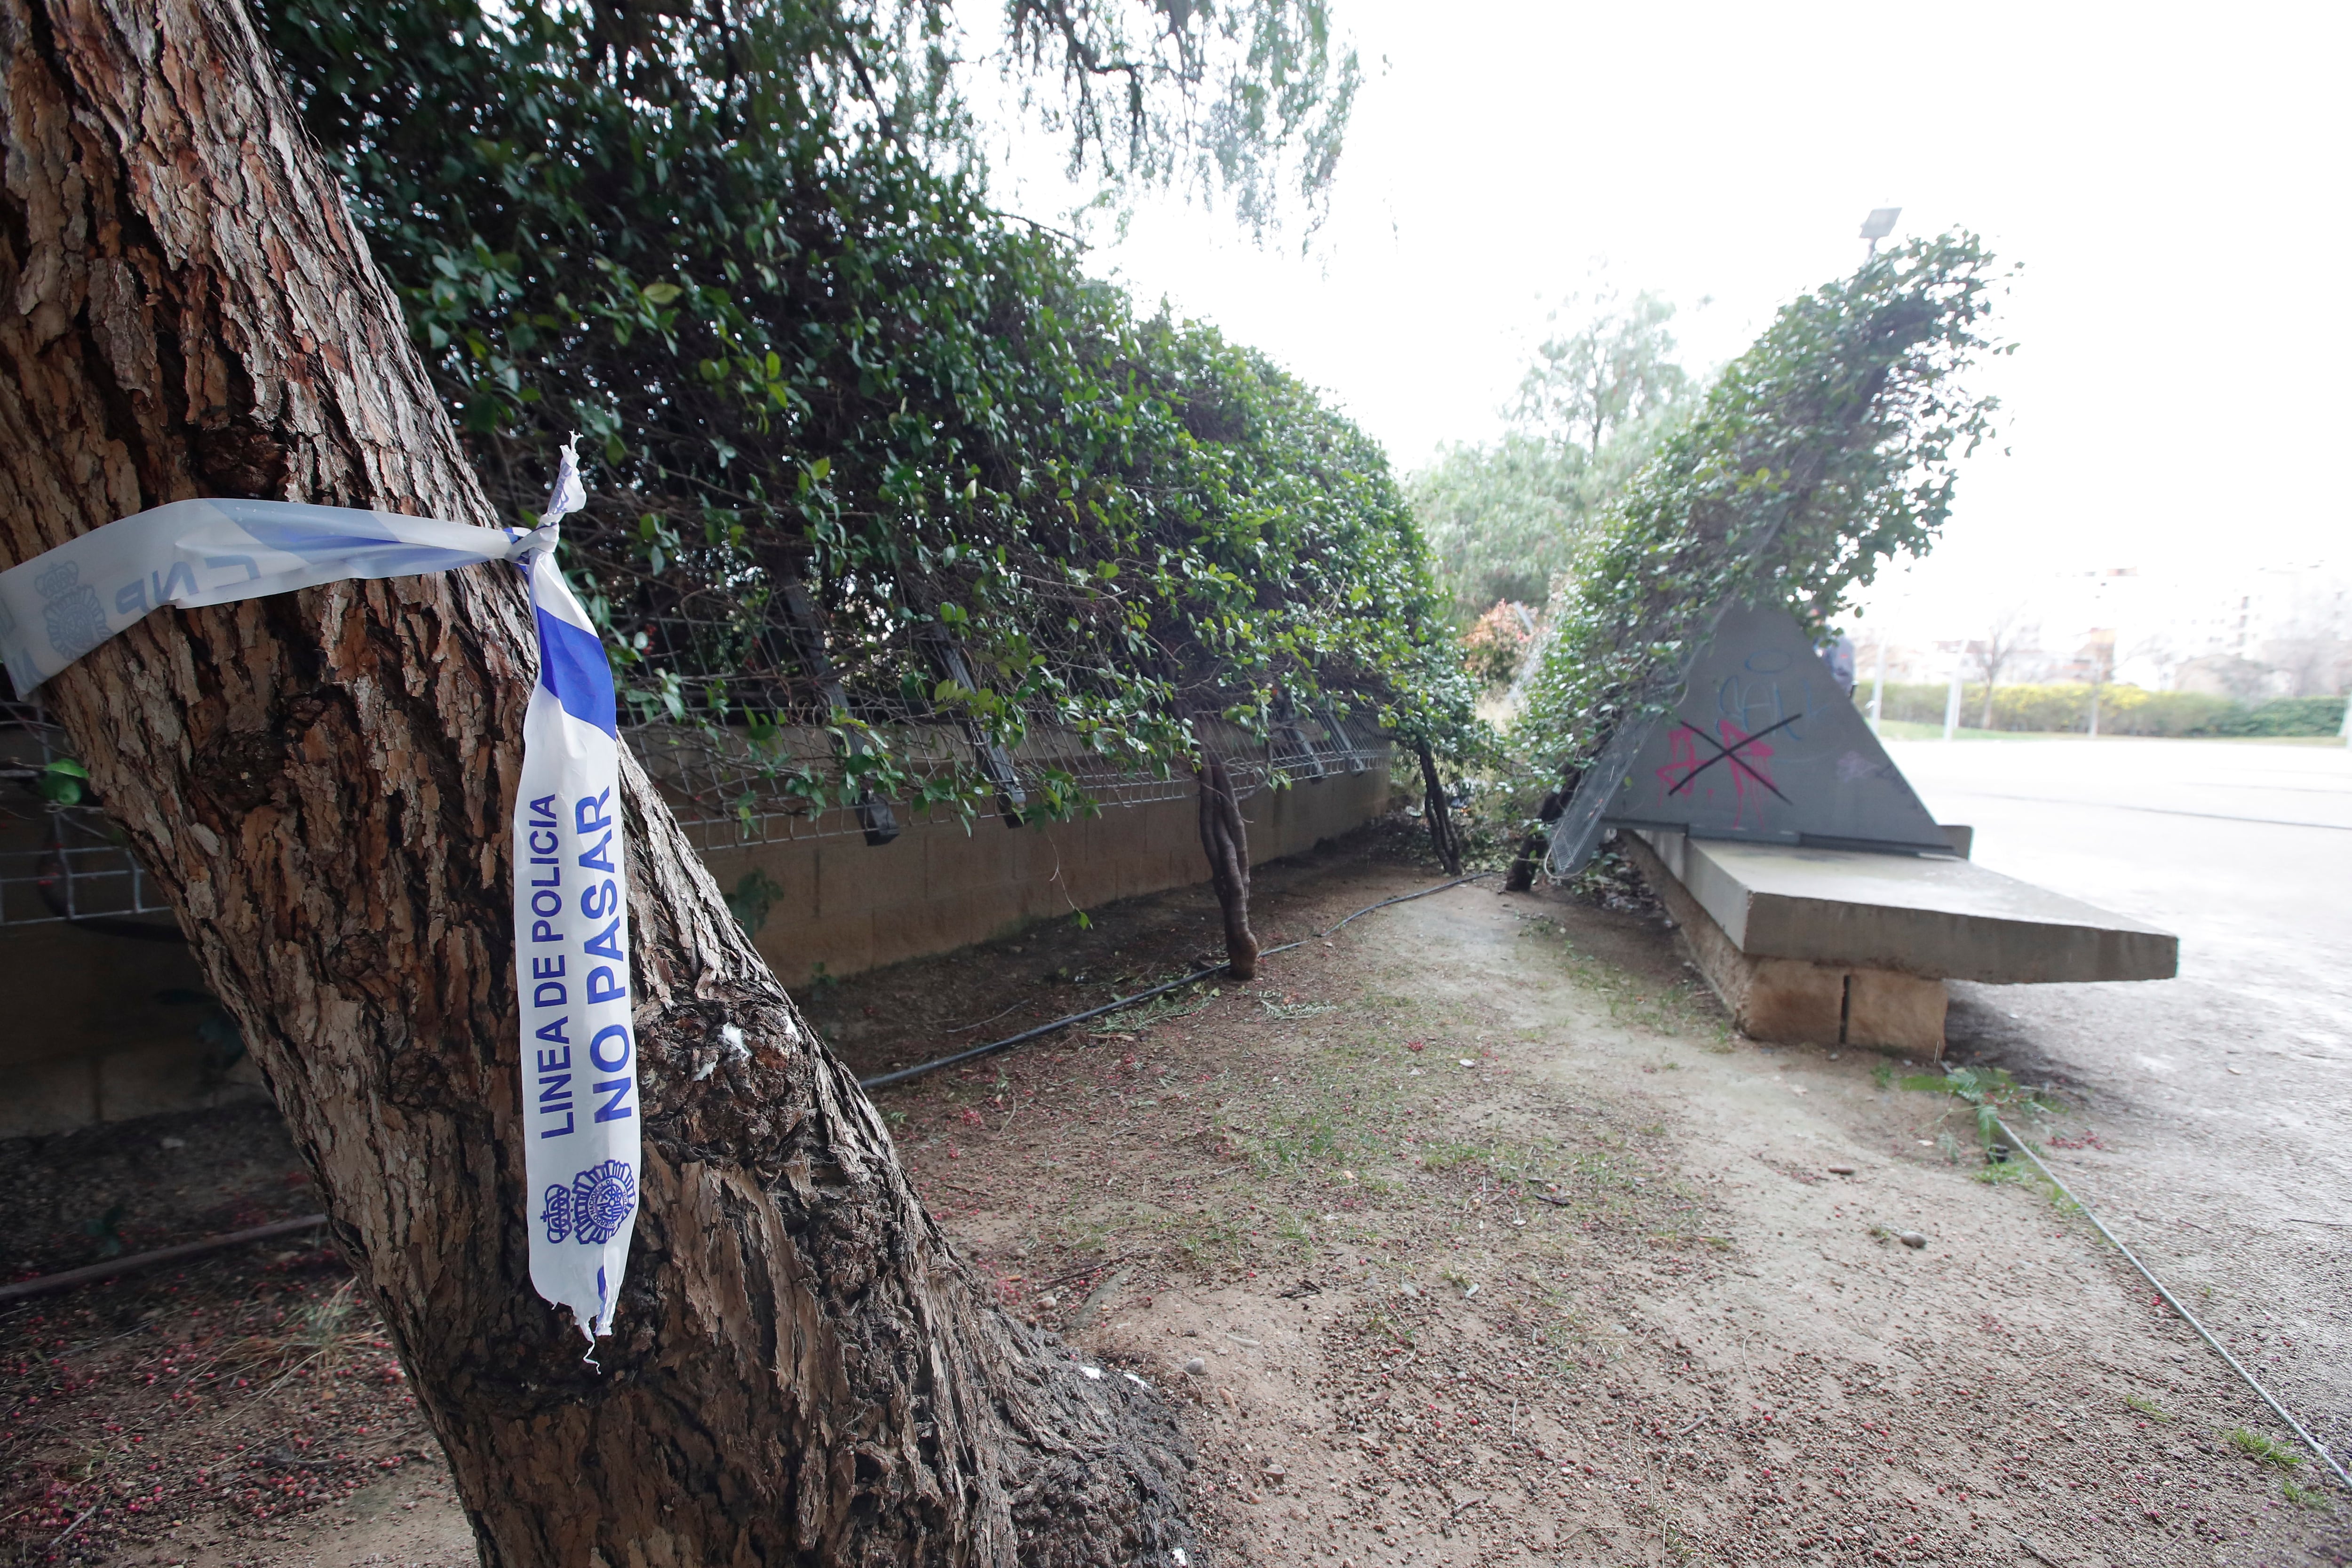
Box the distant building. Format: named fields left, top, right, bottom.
left=1854, top=558, right=2347, bottom=698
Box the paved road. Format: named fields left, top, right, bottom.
left=1887, top=736, right=2352, bottom=1479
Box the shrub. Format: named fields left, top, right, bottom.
left=2212, top=695, right=2347, bottom=736
left=1461, top=601, right=1536, bottom=686
left=1864, top=683, right=2342, bottom=737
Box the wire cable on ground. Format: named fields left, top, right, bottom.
left=857, top=873, right=1490, bottom=1092
left=1994, top=1114, right=2351, bottom=1493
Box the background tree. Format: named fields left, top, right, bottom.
left=2125, top=629, right=2183, bottom=692
left=0, top=0, right=1417, bottom=1560
left=1971, top=605, right=2036, bottom=725
left=1406, top=291, right=1698, bottom=624
left=1515, top=287, right=1692, bottom=458
left=1406, top=433, right=1589, bottom=618
left=1459, top=600, right=1536, bottom=686
left=2260, top=576, right=2352, bottom=697
left=2081, top=629, right=2116, bottom=736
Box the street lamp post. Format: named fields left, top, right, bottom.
left=1860, top=207, right=1902, bottom=261
left=1869, top=633, right=1888, bottom=732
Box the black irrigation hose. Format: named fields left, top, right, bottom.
left=1994, top=1115, right=2352, bottom=1494
left=856, top=873, right=1490, bottom=1092
left=0, top=1214, right=330, bottom=1307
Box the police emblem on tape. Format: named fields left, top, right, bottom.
left=540, top=1159, right=637, bottom=1245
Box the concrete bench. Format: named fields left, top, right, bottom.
left=1623, top=829, right=2178, bottom=1059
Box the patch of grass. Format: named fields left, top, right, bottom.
left=1160, top=1207, right=1250, bottom=1272
left=1872, top=1061, right=1895, bottom=1090
left=2226, top=1427, right=2306, bottom=1472
left=1036, top=1212, right=1123, bottom=1259
left=2280, top=1478, right=2335, bottom=1512
left=2124, top=1393, right=2171, bottom=1421
left=1089, top=983, right=1219, bottom=1037
left=1522, top=919, right=1729, bottom=1044
left=298, top=1279, right=358, bottom=1350
left=1899, top=1064, right=2059, bottom=1145
left=1413, top=1139, right=1492, bottom=1173
left=1236, top=1106, right=1355, bottom=1173
left=1221, top=1069, right=1406, bottom=1178
left=1875, top=719, right=2017, bottom=741
left=1969, top=1159, right=2071, bottom=1212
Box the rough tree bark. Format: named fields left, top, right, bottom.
left=0, top=0, right=1192, bottom=1562
left=1414, top=740, right=1460, bottom=877
left=1192, top=749, right=1256, bottom=979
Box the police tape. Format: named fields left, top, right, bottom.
left=0, top=446, right=636, bottom=1344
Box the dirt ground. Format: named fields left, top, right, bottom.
left=3, top=827, right=2344, bottom=1567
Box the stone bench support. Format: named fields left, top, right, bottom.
left=1621, top=828, right=2178, bottom=1061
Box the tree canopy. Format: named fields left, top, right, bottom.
left=260, top=0, right=1478, bottom=827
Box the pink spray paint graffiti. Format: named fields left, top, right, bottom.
left=1654, top=719, right=1784, bottom=828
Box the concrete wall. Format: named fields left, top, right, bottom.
left=705, top=763, right=1393, bottom=987
left=0, top=921, right=270, bottom=1139
left=0, top=761, right=1391, bottom=1137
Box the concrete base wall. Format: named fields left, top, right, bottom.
left=705, top=764, right=1393, bottom=987
left=0, top=763, right=1391, bottom=1138
left=1624, top=832, right=1947, bottom=1059
left=0, top=922, right=271, bottom=1139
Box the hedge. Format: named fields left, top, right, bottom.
left=1867, top=683, right=2345, bottom=738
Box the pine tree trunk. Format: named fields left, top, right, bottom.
left=1192, top=749, right=1257, bottom=979
left=0, top=0, right=1192, bottom=1562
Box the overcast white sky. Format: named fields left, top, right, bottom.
left=992, top=0, right=2349, bottom=642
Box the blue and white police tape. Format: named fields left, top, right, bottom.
left=0, top=444, right=637, bottom=1343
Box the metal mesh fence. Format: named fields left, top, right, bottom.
left=0, top=700, right=175, bottom=929
left=1, top=692, right=1388, bottom=925
left=619, top=705, right=1384, bottom=852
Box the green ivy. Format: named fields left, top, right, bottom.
left=1517, top=235, right=2008, bottom=771
left=260, top=0, right=1486, bottom=818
